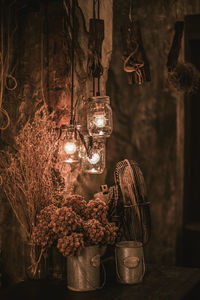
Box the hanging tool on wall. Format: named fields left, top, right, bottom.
left=121, top=0, right=151, bottom=85
left=167, top=21, right=184, bottom=72
left=87, top=0, right=104, bottom=96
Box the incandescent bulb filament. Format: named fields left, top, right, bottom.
left=88, top=153, right=100, bottom=164
left=94, top=114, right=106, bottom=128
left=64, top=142, right=76, bottom=154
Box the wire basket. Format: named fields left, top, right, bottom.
left=112, top=159, right=151, bottom=245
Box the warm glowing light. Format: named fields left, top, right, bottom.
left=94, top=115, right=106, bottom=128
left=88, top=153, right=100, bottom=164
left=64, top=142, right=76, bottom=154
left=65, top=158, right=73, bottom=163
left=90, top=168, right=98, bottom=173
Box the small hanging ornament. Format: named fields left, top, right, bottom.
left=59, top=124, right=80, bottom=164
left=81, top=136, right=105, bottom=174
left=87, top=96, right=113, bottom=138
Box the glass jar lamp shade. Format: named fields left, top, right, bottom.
left=59, top=125, right=80, bottom=164
left=87, top=96, right=113, bottom=138
left=81, top=137, right=105, bottom=174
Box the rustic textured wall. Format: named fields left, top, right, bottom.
left=0, top=2, right=45, bottom=284
left=1, top=0, right=200, bottom=286
left=106, top=0, right=200, bottom=265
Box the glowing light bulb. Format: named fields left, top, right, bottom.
left=64, top=142, right=76, bottom=154
left=88, top=153, right=100, bottom=164
left=94, top=114, right=106, bottom=128
left=65, top=158, right=73, bottom=163
left=90, top=168, right=97, bottom=173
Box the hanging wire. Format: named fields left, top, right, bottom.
left=93, top=0, right=96, bottom=19
left=40, top=3, right=47, bottom=106
left=70, top=0, right=75, bottom=125
left=129, top=0, right=134, bottom=22
left=92, top=0, right=101, bottom=96
left=97, top=0, right=100, bottom=19
left=93, top=75, right=95, bottom=96
left=0, top=2, right=5, bottom=110
left=97, top=0, right=100, bottom=96
left=92, top=0, right=96, bottom=96
left=88, top=0, right=103, bottom=97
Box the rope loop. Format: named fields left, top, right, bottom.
left=5, top=74, right=17, bottom=90
left=0, top=107, right=11, bottom=130
left=123, top=43, right=144, bottom=85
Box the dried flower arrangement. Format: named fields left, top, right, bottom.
left=0, top=104, right=118, bottom=277
left=32, top=194, right=118, bottom=257
left=168, top=62, right=200, bottom=94
left=0, top=105, right=66, bottom=276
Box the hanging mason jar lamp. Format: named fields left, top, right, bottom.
left=59, top=0, right=81, bottom=165
left=59, top=0, right=113, bottom=174
left=59, top=124, right=80, bottom=164
left=81, top=137, right=105, bottom=174
left=87, top=96, right=113, bottom=138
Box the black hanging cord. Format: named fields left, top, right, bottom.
left=129, top=0, right=134, bottom=22
left=92, top=0, right=101, bottom=97
left=93, top=75, right=95, bottom=96
left=97, top=0, right=100, bottom=96
left=70, top=0, right=75, bottom=125
left=93, top=0, right=96, bottom=19
left=97, top=0, right=100, bottom=19
left=92, top=0, right=96, bottom=96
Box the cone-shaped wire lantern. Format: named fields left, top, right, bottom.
left=81, top=137, right=105, bottom=174
left=59, top=125, right=80, bottom=164
left=87, top=96, right=113, bottom=138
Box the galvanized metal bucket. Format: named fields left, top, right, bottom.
left=67, top=246, right=101, bottom=291
left=115, top=241, right=145, bottom=284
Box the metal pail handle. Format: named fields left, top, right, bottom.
left=90, top=254, right=100, bottom=268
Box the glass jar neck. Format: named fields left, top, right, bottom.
left=88, top=96, right=110, bottom=104
left=60, top=124, right=76, bottom=140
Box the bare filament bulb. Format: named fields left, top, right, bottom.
left=88, top=153, right=100, bottom=164
left=64, top=142, right=77, bottom=154
left=94, top=114, right=106, bottom=128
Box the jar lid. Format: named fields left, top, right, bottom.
left=88, top=95, right=110, bottom=104
left=60, top=124, right=81, bottom=130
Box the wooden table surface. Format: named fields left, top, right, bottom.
left=0, top=264, right=200, bottom=300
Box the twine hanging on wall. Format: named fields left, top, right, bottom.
left=121, top=0, right=151, bottom=85
left=0, top=2, right=10, bottom=131
left=0, top=1, right=19, bottom=130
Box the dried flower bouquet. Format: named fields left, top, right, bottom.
left=0, top=105, right=65, bottom=276
left=32, top=194, right=119, bottom=257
